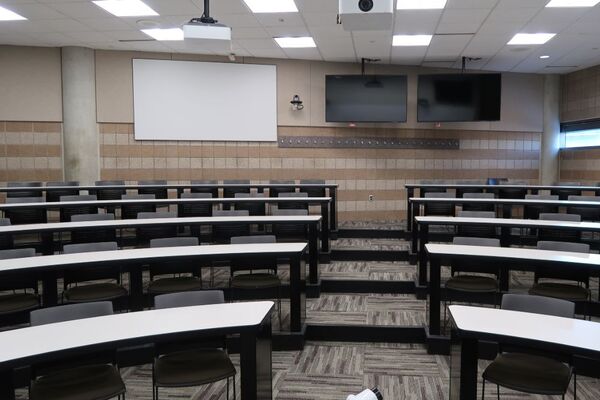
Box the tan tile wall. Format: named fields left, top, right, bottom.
left=560, top=148, right=600, bottom=183
left=100, top=123, right=541, bottom=222
left=0, top=121, right=63, bottom=184
left=561, top=65, right=600, bottom=122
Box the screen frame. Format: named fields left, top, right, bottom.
left=325, top=74, right=408, bottom=123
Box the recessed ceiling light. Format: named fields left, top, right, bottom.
left=507, top=33, right=556, bottom=45
left=397, top=0, right=447, bottom=9
left=93, top=0, right=158, bottom=17
left=0, top=5, right=27, bottom=21
left=141, top=28, right=184, bottom=41
left=540, top=55, right=550, bottom=59
left=546, top=0, right=600, bottom=7
left=393, top=35, right=433, bottom=46
left=274, top=37, right=316, bottom=48
left=243, top=0, right=298, bottom=13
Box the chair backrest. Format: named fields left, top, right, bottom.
left=93, top=180, right=126, bottom=201
left=223, top=180, right=250, bottom=197
left=137, top=180, right=168, bottom=199
left=139, top=180, right=167, bottom=185
left=150, top=237, right=199, bottom=248
left=231, top=235, right=276, bottom=244
left=96, top=180, right=125, bottom=186
left=154, top=290, right=224, bottom=309
left=71, top=213, right=115, bottom=222
left=501, top=294, right=574, bottom=318
left=463, top=193, right=494, bottom=199
left=565, top=196, right=600, bottom=222
left=6, top=197, right=44, bottom=204
left=69, top=213, right=116, bottom=243
left=535, top=241, right=590, bottom=284
left=271, top=208, right=309, bottom=238
left=136, top=212, right=178, bottom=241
left=0, top=248, right=38, bottom=291
left=5, top=197, right=47, bottom=225
left=60, top=194, right=97, bottom=202
left=456, top=210, right=496, bottom=237
left=46, top=181, right=80, bottom=202
left=229, top=236, right=277, bottom=271
left=453, top=236, right=500, bottom=247
left=451, top=236, right=500, bottom=275
left=190, top=180, right=218, bottom=196
left=568, top=195, right=600, bottom=202
left=497, top=183, right=527, bottom=199
left=277, top=192, right=309, bottom=210
left=461, top=192, right=495, bottom=211
left=526, top=194, right=558, bottom=200
left=137, top=211, right=176, bottom=219
left=178, top=192, right=213, bottom=218
left=0, top=247, right=36, bottom=259
left=299, top=179, right=326, bottom=197
left=212, top=210, right=250, bottom=242
left=269, top=180, right=296, bottom=197
left=59, top=195, right=99, bottom=222
left=7, top=181, right=43, bottom=198
left=538, top=213, right=581, bottom=242
left=122, top=194, right=155, bottom=200
left=537, top=240, right=589, bottom=253
left=30, top=301, right=113, bottom=326
left=272, top=208, right=309, bottom=216
left=539, top=213, right=580, bottom=222
left=234, top=193, right=265, bottom=215
left=278, top=192, right=307, bottom=198
left=0, top=218, right=13, bottom=250
left=121, top=194, right=156, bottom=219
left=8, top=181, right=42, bottom=188
left=63, top=241, right=118, bottom=254
left=457, top=211, right=495, bottom=218
left=47, top=181, right=79, bottom=187
left=524, top=195, right=559, bottom=219
left=424, top=192, right=455, bottom=216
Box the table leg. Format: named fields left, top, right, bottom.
left=320, top=203, right=330, bottom=253
left=308, top=223, right=319, bottom=285
left=449, top=337, right=478, bottom=400
left=41, top=271, right=58, bottom=306
left=429, top=256, right=441, bottom=336
left=411, top=208, right=419, bottom=255
left=129, top=265, right=144, bottom=311
left=418, top=224, right=429, bottom=287
left=0, top=369, right=14, bottom=400
left=289, top=254, right=305, bottom=332
left=330, top=187, right=337, bottom=232
left=407, top=187, right=414, bottom=232
left=240, top=317, right=272, bottom=400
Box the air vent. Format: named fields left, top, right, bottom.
left=118, top=39, right=156, bottom=42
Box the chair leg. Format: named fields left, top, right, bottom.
left=496, top=385, right=500, bottom=400
left=278, top=286, right=282, bottom=330
left=481, top=377, right=485, bottom=400
left=234, top=374, right=237, bottom=400
left=574, top=372, right=577, bottom=400
left=227, top=376, right=230, bottom=400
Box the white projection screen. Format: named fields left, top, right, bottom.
left=132, top=59, right=277, bottom=141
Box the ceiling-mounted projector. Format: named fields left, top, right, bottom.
left=338, top=0, right=393, bottom=31
left=183, top=0, right=231, bottom=52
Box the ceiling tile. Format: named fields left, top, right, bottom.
left=394, top=10, right=441, bottom=35
left=436, top=8, right=491, bottom=34
left=425, top=34, right=472, bottom=59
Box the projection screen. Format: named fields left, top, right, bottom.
left=133, top=59, right=277, bottom=141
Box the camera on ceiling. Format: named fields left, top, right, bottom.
left=358, top=0, right=374, bottom=12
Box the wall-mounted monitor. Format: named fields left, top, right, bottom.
left=326, top=75, right=408, bottom=123
left=417, top=74, right=502, bottom=122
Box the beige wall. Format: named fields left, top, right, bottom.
left=561, top=65, right=600, bottom=122
left=0, top=46, right=63, bottom=122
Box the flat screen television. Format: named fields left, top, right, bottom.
left=326, top=75, right=407, bottom=122
left=417, top=74, right=502, bottom=122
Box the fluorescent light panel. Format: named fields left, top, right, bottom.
left=93, top=0, right=158, bottom=17
left=507, top=33, right=555, bottom=45
left=0, top=5, right=27, bottom=21
left=274, top=36, right=316, bottom=48
left=142, top=28, right=183, bottom=41
left=546, top=0, right=600, bottom=7
left=397, top=0, right=447, bottom=9
left=393, top=34, right=432, bottom=46
left=540, top=55, right=550, bottom=59
left=243, top=0, right=298, bottom=13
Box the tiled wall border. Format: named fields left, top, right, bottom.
left=278, top=136, right=459, bottom=149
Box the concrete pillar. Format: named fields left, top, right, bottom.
left=61, top=46, right=99, bottom=184
left=540, top=74, right=561, bottom=185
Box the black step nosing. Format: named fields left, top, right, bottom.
left=306, top=324, right=426, bottom=343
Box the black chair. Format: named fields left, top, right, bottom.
left=70, top=213, right=116, bottom=244
left=530, top=241, right=591, bottom=307
left=148, top=237, right=204, bottom=296
left=178, top=192, right=213, bottom=238
left=567, top=195, right=600, bottom=222
left=0, top=248, right=39, bottom=323
left=94, top=180, right=126, bottom=214
left=482, top=294, right=576, bottom=400
left=524, top=194, right=559, bottom=220
left=121, top=193, right=156, bottom=220
left=423, top=192, right=455, bottom=217
left=29, top=302, right=126, bottom=400
left=223, top=179, right=250, bottom=199
left=45, top=181, right=79, bottom=202
left=6, top=181, right=42, bottom=198
left=443, top=236, right=501, bottom=330
left=277, top=192, right=309, bottom=210
left=462, top=192, right=495, bottom=212
left=5, top=197, right=47, bottom=226
left=271, top=208, right=309, bottom=241
left=497, top=182, right=527, bottom=199
left=61, top=242, right=128, bottom=306
left=137, top=179, right=168, bottom=199
left=212, top=210, right=250, bottom=243
left=136, top=211, right=178, bottom=243
left=234, top=193, right=266, bottom=216
left=551, top=182, right=582, bottom=201
left=230, top=235, right=282, bottom=326
left=456, top=211, right=497, bottom=238
left=190, top=179, right=218, bottom=198
left=152, top=291, right=236, bottom=400
left=299, top=179, right=326, bottom=198
left=0, top=218, right=13, bottom=250
left=59, top=194, right=98, bottom=223
left=269, top=180, right=296, bottom=198
left=455, top=180, right=485, bottom=199
left=538, top=213, right=581, bottom=242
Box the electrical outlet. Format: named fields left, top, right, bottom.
left=368, top=194, right=374, bottom=201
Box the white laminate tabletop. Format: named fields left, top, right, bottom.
left=0, top=215, right=322, bottom=235
left=409, top=197, right=600, bottom=206
left=0, top=183, right=337, bottom=191
left=406, top=184, right=597, bottom=190
left=415, top=216, right=600, bottom=230
left=425, top=243, right=600, bottom=266
left=0, top=301, right=273, bottom=366
left=0, top=243, right=308, bottom=273
left=449, top=305, right=600, bottom=354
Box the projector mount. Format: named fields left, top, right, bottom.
left=361, top=57, right=380, bottom=76
left=461, top=56, right=482, bottom=73
left=192, top=0, right=217, bottom=24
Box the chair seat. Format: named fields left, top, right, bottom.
left=445, top=275, right=498, bottom=293
left=148, top=276, right=203, bottom=294
left=154, top=348, right=236, bottom=387
left=529, top=282, right=590, bottom=302
left=0, top=293, right=39, bottom=315
left=30, top=364, right=125, bottom=400
left=231, top=273, right=280, bottom=289
left=64, top=283, right=127, bottom=303
left=483, top=353, right=571, bottom=395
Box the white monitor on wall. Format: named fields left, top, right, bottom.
left=132, top=59, right=277, bottom=142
